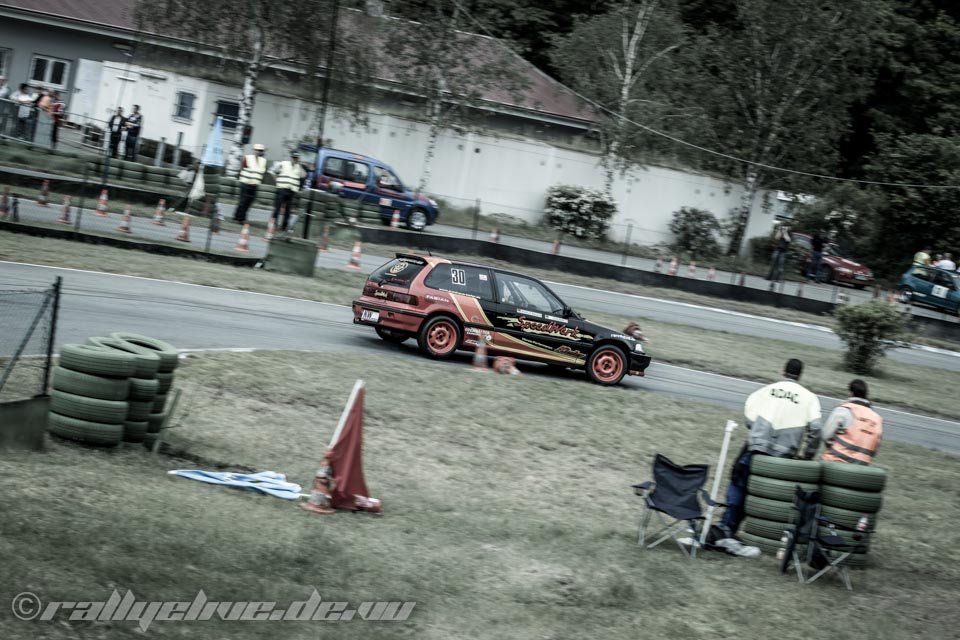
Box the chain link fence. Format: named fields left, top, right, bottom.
left=0, top=278, right=60, bottom=403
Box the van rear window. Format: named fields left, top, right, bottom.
left=369, top=258, right=426, bottom=287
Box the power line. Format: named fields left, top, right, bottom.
left=448, top=0, right=960, bottom=191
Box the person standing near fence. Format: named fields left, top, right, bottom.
left=0, top=76, right=11, bottom=136
left=124, top=105, right=142, bottom=161
left=234, top=143, right=267, bottom=223
left=49, top=91, right=65, bottom=150
left=271, top=149, right=307, bottom=232
left=107, top=107, right=126, bottom=159
left=12, top=84, right=35, bottom=140
left=767, top=222, right=792, bottom=281
left=806, top=230, right=826, bottom=282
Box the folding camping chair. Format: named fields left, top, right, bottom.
left=632, top=454, right=721, bottom=559
left=779, top=487, right=872, bottom=591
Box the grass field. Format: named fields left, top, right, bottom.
left=2, top=232, right=957, bottom=420
left=1, top=350, right=957, bottom=640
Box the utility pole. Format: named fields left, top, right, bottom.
left=314, top=0, right=341, bottom=151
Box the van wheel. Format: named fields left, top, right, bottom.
left=407, top=208, right=428, bottom=231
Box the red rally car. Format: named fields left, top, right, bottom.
left=352, top=254, right=653, bottom=385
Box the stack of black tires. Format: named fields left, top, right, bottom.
left=740, top=456, right=822, bottom=555
left=49, top=334, right=179, bottom=447
left=739, top=456, right=886, bottom=565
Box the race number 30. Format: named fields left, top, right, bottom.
left=451, top=268, right=466, bottom=286
left=933, top=285, right=949, bottom=299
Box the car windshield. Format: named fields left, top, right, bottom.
left=825, top=243, right=845, bottom=258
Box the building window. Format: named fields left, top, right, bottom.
left=29, top=55, right=70, bottom=89
left=0, top=48, right=10, bottom=78
left=174, top=91, right=196, bottom=121
left=215, top=100, right=239, bottom=130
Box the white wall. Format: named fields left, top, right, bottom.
left=91, top=61, right=773, bottom=252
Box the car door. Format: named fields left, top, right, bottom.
left=909, top=266, right=935, bottom=303
left=931, top=271, right=957, bottom=312
left=487, top=271, right=591, bottom=365
left=368, top=165, right=408, bottom=218
left=422, top=263, right=497, bottom=342
left=319, top=155, right=371, bottom=202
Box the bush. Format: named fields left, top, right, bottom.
left=543, top=185, right=616, bottom=241
left=834, top=302, right=909, bottom=374
left=668, top=207, right=722, bottom=258
left=749, top=235, right=775, bottom=263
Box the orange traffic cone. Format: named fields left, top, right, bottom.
left=472, top=337, right=489, bottom=372
left=668, top=257, right=678, bottom=276
left=390, top=209, right=401, bottom=228
left=490, top=227, right=500, bottom=243
left=153, top=199, right=166, bottom=225
left=95, top=189, right=109, bottom=217
left=118, top=206, right=132, bottom=233
left=319, top=224, right=330, bottom=253
left=300, top=454, right=335, bottom=515
left=234, top=223, right=251, bottom=252
left=687, top=261, right=697, bottom=277
left=56, top=196, right=72, bottom=224
left=175, top=214, right=191, bottom=242
left=654, top=257, right=662, bottom=273
left=707, top=266, right=716, bottom=281
left=347, top=241, right=362, bottom=269
left=265, top=218, right=276, bottom=240
left=492, top=356, right=520, bottom=376
left=552, top=239, right=561, bottom=256
left=37, top=179, right=50, bottom=207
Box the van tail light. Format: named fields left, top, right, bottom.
left=362, top=284, right=417, bottom=306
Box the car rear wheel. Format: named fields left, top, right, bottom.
left=417, top=316, right=460, bottom=359
left=407, top=208, right=428, bottom=231
left=587, top=346, right=627, bottom=386
left=898, top=286, right=913, bottom=304
left=375, top=327, right=410, bottom=344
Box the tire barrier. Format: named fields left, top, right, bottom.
left=50, top=335, right=178, bottom=446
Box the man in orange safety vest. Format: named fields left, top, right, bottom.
left=821, top=379, right=883, bottom=465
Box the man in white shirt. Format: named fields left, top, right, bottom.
left=935, top=252, right=956, bottom=271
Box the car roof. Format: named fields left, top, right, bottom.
left=395, top=253, right=540, bottom=280
left=321, top=148, right=396, bottom=171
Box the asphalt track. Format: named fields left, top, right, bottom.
left=2, top=261, right=958, bottom=454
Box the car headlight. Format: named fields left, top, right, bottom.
left=428, top=198, right=438, bottom=208
left=634, top=342, right=646, bottom=354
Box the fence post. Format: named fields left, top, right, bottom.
left=74, top=164, right=90, bottom=232
left=203, top=200, right=213, bottom=253
left=41, top=276, right=62, bottom=394
left=472, top=198, right=481, bottom=241
left=621, top=223, right=633, bottom=266
left=154, top=137, right=166, bottom=167
left=172, top=131, right=183, bottom=168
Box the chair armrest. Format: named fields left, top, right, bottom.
left=699, top=489, right=726, bottom=507
left=632, top=481, right=654, bottom=496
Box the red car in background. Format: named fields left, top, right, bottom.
left=791, top=233, right=875, bottom=288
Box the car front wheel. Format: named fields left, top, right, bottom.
left=407, top=208, right=428, bottom=231
left=417, top=316, right=460, bottom=359
left=898, top=286, right=913, bottom=305
left=587, top=346, right=627, bottom=386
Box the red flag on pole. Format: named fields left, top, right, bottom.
left=301, top=380, right=381, bottom=514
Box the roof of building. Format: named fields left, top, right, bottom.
left=0, top=0, right=597, bottom=126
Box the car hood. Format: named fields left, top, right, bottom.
left=827, top=256, right=870, bottom=272
left=580, top=317, right=641, bottom=344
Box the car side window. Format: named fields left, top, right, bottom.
left=912, top=268, right=931, bottom=282
left=495, top=273, right=564, bottom=315
left=323, top=157, right=369, bottom=184
left=934, top=272, right=955, bottom=288
left=424, top=264, right=493, bottom=300
left=374, top=166, right=402, bottom=191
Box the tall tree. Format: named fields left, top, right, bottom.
left=136, top=0, right=373, bottom=176
left=551, top=0, right=695, bottom=196
left=383, top=0, right=528, bottom=192
left=694, top=0, right=889, bottom=255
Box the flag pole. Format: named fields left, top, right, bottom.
left=699, top=420, right=738, bottom=547
left=329, top=379, right=365, bottom=449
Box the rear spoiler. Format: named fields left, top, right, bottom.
left=395, top=253, right=428, bottom=265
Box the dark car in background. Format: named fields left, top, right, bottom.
left=297, top=145, right=440, bottom=231
left=352, top=254, right=652, bottom=385
left=791, top=233, right=875, bottom=287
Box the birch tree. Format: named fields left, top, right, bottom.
left=383, top=0, right=528, bottom=192
left=696, top=0, right=889, bottom=254
left=136, top=0, right=373, bottom=176
left=551, top=1, right=694, bottom=196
